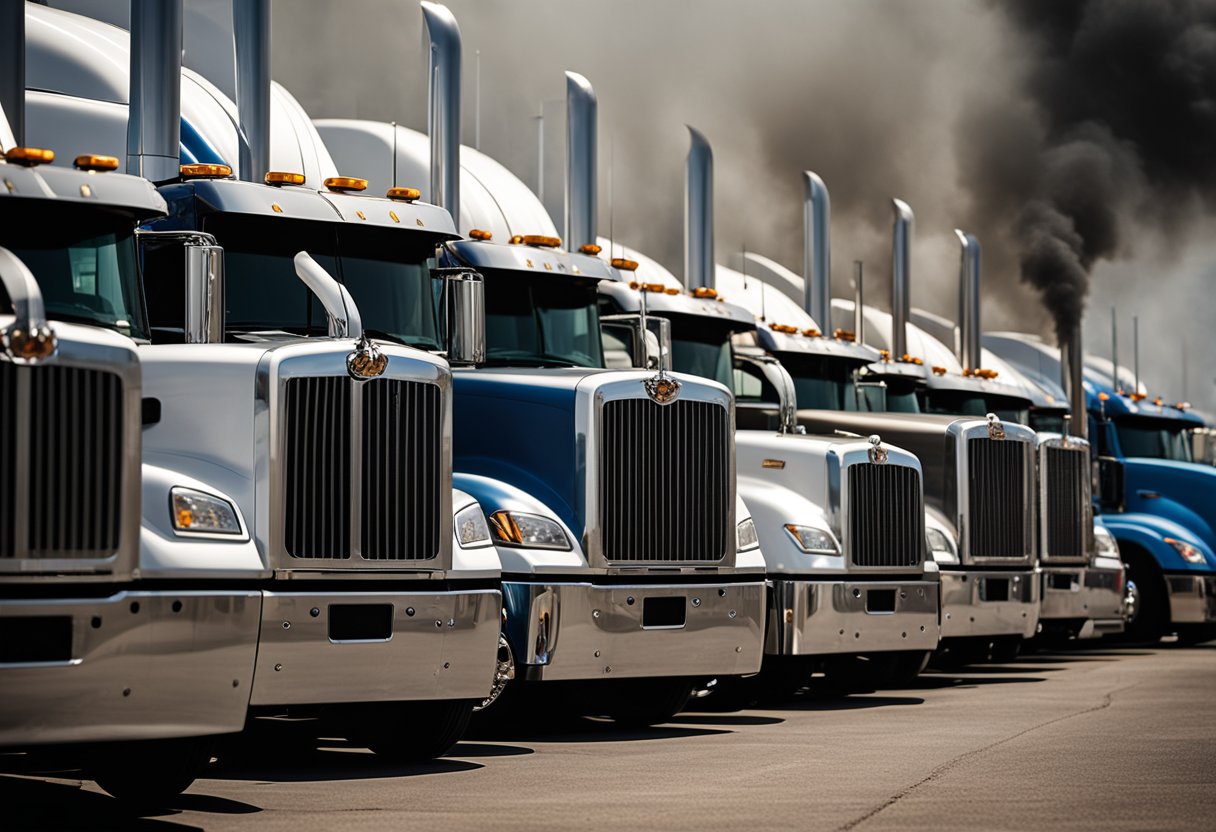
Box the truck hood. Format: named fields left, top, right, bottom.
left=1123, top=458, right=1216, bottom=553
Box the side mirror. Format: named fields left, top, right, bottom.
left=599, top=313, right=671, bottom=371
left=184, top=242, right=225, bottom=344
left=853, top=378, right=887, bottom=412
left=439, top=269, right=485, bottom=366
left=1097, top=455, right=1125, bottom=512
left=600, top=319, right=640, bottom=370
left=644, top=316, right=672, bottom=373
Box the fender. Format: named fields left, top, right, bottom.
left=450, top=487, right=502, bottom=579
left=1123, top=459, right=1216, bottom=553
left=737, top=473, right=839, bottom=574
left=1101, top=512, right=1216, bottom=573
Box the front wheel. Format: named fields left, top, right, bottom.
left=1121, top=549, right=1168, bottom=643
left=602, top=678, right=694, bottom=727
left=354, top=700, right=475, bottom=762
left=89, top=737, right=214, bottom=806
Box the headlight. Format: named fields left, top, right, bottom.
left=926, top=527, right=958, bottom=563
left=736, top=517, right=760, bottom=552
left=454, top=504, right=492, bottom=547
left=784, top=524, right=839, bottom=555
left=170, top=487, right=241, bottom=535
left=1165, top=536, right=1206, bottom=564
left=488, top=510, right=571, bottom=550
left=1093, top=524, right=1120, bottom=557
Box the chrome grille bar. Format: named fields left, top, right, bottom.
left=967, top=438, right=1030, bottom=559
left=1044, top=445, right=1090, bottom=560
left=600, top=398, right=730, bottom=563
left=283, top=376, right=351, bottom=558
left=361, top=379, right=441, bottom=560
left=848, top=463, right=923, bottom=568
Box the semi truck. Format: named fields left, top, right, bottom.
left=986, top=332, right=1216, bottom=643
left=23, top=0, right=506, bottom=760
left=594, top=114, right=938, bottom=692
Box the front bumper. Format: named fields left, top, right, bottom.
left=940, top=569, right=1039, bottom=639
left=504, top=580, right=765, bottom=682
left=765, top=578, right=939, bottom=656
left=0, top=590, right=260, bottom=747
left=1165, top=573, right=1216, bottom=625
left=250, top=587, right=502, bottom=706
left=1040, top=565, right=1127, bottom=638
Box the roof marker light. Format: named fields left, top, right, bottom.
left=523, top=234, right=562, bottom=248
left=324, top=176, right=368, bottom=192
left=834, top=328, right=856, bottom=342
left=4, top=147, right=55, bottom=167
left=73, top=154, right=119, bottom=172
left=580, top=243, right=602, bottom=255
left=180, top=163, right=233, bottom=179
left=611, top=257, right=639, bottom=271
left=387, top=186, right=421, bottom=202
left=469, top=228, right=493, bottom=241
left=265, top=171, right=306, bottom=186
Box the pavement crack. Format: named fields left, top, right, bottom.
left=834, top=682, right=1136, bottom=832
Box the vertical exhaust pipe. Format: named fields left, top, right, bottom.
left=1060, top=323, right=1088, bottom=439
left=955, top=230, right=982, bottom=372
left=890, top=199, right=914, bottom=359
left=803, top=172, right=831, bottom=327
left=0, top=2, right=24, bottom=147
left=422, top=1, right=461, bottom=225
left=126, top=0, right=183, bottom=181
left=853, top=261, right=865, bottom=344
left=1110, top=307, right=1119, bottom=393
left=233, top=0, right=271, bottom=184
left=685, top=126, right=714, bottom=291
left=565, top=72, right=597, bottom=253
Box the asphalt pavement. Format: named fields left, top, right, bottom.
left=4, top=641, right=1214, bottom=831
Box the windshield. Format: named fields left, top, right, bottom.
left=669, top=316, right=736, bottom=388
left=1115, top=417, right=1194, bottom=462
left=1031, top=410, right=1068, bottom=435
left=184, top=214, right=441, bottom=348
left=779, top=353, right=863, bottom=411
left=0, top=203, right=147, bottom=339
left=866, top=374, right=920, bottom=413
left=481, top=269, right=604, bottom=368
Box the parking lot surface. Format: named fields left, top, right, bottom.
left=4, top=642, right=1214, bottom=831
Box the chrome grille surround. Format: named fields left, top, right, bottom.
left=260, top=342, right=452, bottom=572
left=1037, top=435, right=1093, bottom=564
left=581, top=373, right=737, bottom=570
left=945, top=418, right=1037, bottom=566
left=0, top=329, right=141, bottom=580
left=827, top=441, right=926, bottom=572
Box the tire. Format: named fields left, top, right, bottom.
left=90, top=737, right=214, bottom=806
left=356, top=700, right=475, bottom=762
left=1121, top=548, right=1168, bottom=643
left=930, top=637, right=991, bottom=669
left=821, top=654, right=896, bottom=692
left=989, top=636, right=1022, bottom=663
left=602, top=678, right=694, bottom=727
left=1174, top=624, right=1216, bottom=646
left=884, top=650, right=932, bottom=686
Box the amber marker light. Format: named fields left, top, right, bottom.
left=691, top=287, right=718, bottom=299
left=611, top=257, right=639, bottom=271
left=834, top=328, right=856, bottom=342
left=324, top=176, right=368, bottom=192
left=469, top=228, right=493, bottom=240
left=803, top=328, right=822, bottom=338
left=579, top=243, right=602, bottom=255
left=761, top=459, right=786, bottom=470
left=265, top=171, right=306, bottom=186
left=523, top=234, right=562, bottom=248
left=180, top=163, right=232, bottom=179
left=4, top=147, right=55, bottom=166
left=73, top=154, right=119, bottom=172
left=387, top=186, right=421, bottom=201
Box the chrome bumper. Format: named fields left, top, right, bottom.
left=0, top=590, right=260, bottom=747
left=1165, top=573, right=1216, bottom=625
left=503, top=580, right=765, bottom=682
left=1040, top=565, right=1127, bottom=638
left=941, top=569, right=1039, bottom=639
left=765, top=578, right=939, bottom=656
left=250, top=587, right=502, bottom=706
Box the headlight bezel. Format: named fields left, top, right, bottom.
left=1093, top=524, right=1120, bottom=558
left=1165, top=536, right=1207, bottom=564
left=454, top=503, right=493, bottom=548
left=925, top=527, right=959, bottom=563
left=784, top=523, right=840, bottom=556
left=488, top=510, right=572, bottom=551
left=736, top=517, right=760, bottom=552
left=169, top=487, right=245, bottom=539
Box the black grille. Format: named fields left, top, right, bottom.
left=967, top=438, right=1030, bottom=559
left=1044, top=446, right=1090, bottom=560
left=361, top=379, right=441, bottom=560
left=283, top=377, right=351, bottom=558
left=600, top=398, right=730, bottom=562
left=0, top=363, right=13, bottom=558
left=848, top=463, right=923, bottom=568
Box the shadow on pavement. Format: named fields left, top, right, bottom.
left=0, top=773, right=235, bottom=831
left=671, top=713, right=786, bottom=727
left=211, top=743, right=483, bottom=782
left=908, top=673, right=1047, bottom=691
left=766, top=694, right=926, bottom=711
left=470, top=717, right=732, bottom=744
left=446, top=742, right=535, bottom=758
left=953, top=664, right=1062, bottom=674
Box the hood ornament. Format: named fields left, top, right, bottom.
left=346, top=333, right=388, bottom=380
left=867, top=434, right=888, bottom=464
left=643, top=370, right=681, bottom=405
left=986, top=412, right=1005, bottom=440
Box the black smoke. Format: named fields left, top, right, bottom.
left=984, top=0, right=1216, bottom=339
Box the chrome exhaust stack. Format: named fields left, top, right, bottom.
left=890, top=199, right=913, bottom=360
left=803, top=172, right=831, bottom=326
left=233, top=0, right=271, bottom=184
left=565, top=71, right=597, bottom=253
left=126, top=0, right=183, bottom=181
left=955, top=229, right=982, bottom=373
left=1061, top=323, right=1088, bottom=440
left=685, top=126, right=714, bottom=291
left=422, top=1, right=462, bottom=224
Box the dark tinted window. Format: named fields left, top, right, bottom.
left=482, top=270, right=604, bottom=368
left=1116, top=417, right=1194, bottom=462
